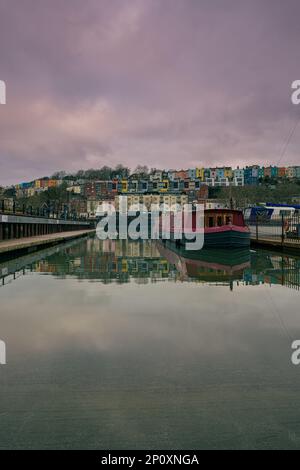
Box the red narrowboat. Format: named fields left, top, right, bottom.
left=167, top=209, right=250, bottom=249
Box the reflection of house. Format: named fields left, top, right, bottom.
left=1, top=237, right=300, bottom=291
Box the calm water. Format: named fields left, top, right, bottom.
left=0, top=236, right=300, bottom=449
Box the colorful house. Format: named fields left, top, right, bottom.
left=287, top=167, right=297, bottom=179
left=175, top=170, right=188, bottom=180
left=210, top=168, right=217, bottom=179
left=188, top=168, right=197, bottom=179
left=196, top=168, right=205, bottom=181
left=224, top=167, right=233, bottom=179
left=216, top=168, right=225, bottom=180
left=234, top=168, right=244, bottom=179
left=159, top=179, right=169, bottom=192
left=278, top=167, right=287, bottom=178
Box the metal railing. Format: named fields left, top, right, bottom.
left=0, top=199, right=88, bottom=222
left=245, top=214, right=300, bottom=246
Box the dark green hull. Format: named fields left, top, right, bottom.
left=174, top=228, right=251, bottom=249
left=203, top=230, right=250, bottom=248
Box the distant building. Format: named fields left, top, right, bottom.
left=233, top=168, right=244, bottom=179
left=188, top=168, right=197, bottom=179
left=67, top=185, right=81, bottom=194
left=205, top=178, right=215, bottom=187
left=214, top=177, right=230, bottom=187
left=216, top=168, right=225, bottom=180
left=175, top=170, right=188, bottom=180
left=278, top=167, right=287, bottom=178
left=287, top=167, right=297, bottom=179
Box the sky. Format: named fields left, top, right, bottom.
left=0, top=0, right=300, bottom=186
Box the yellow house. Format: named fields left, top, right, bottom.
left=196, top=168, right=205, bottom=181
left=121, top=179, right=128, bottom=193
left=224, top=168, right=233, bottom=179
left=159, top=179, right=169, bottom=192
left=35, top=179, right=41, bottom=189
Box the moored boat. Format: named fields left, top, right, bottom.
left=167, top=208, right=250, bottom=249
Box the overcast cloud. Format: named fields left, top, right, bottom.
left=0, top=0, right=300, bottom=185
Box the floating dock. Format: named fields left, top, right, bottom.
left=0, top=229, right=96, bottom=257
left=250, top=236, right=300, bottom=252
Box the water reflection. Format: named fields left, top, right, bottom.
left=1, top=236, right=299, bottom=291
left=1, top=236, right=300, bottom=449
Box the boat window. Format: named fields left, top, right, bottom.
left=208, top=217, right=214, bottom=227
left=226, top=216, right=232, bottom=225
left=217, top=216, right=223, bottom=227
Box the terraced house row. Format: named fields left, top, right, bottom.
left=12, top=164, right=300, bottom=199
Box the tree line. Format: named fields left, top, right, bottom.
left=51, top=165, right=152, bottom=181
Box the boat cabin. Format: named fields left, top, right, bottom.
left=204, top=209, right=246, bottom=228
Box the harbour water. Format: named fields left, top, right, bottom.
left=0, top=236, right=300, bottom=449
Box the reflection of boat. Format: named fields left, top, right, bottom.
left=165, top=209, right=250, bottom=248
left=1, top=236, right=299, bottom=290
left=157, top=240, right=251, bottom=282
